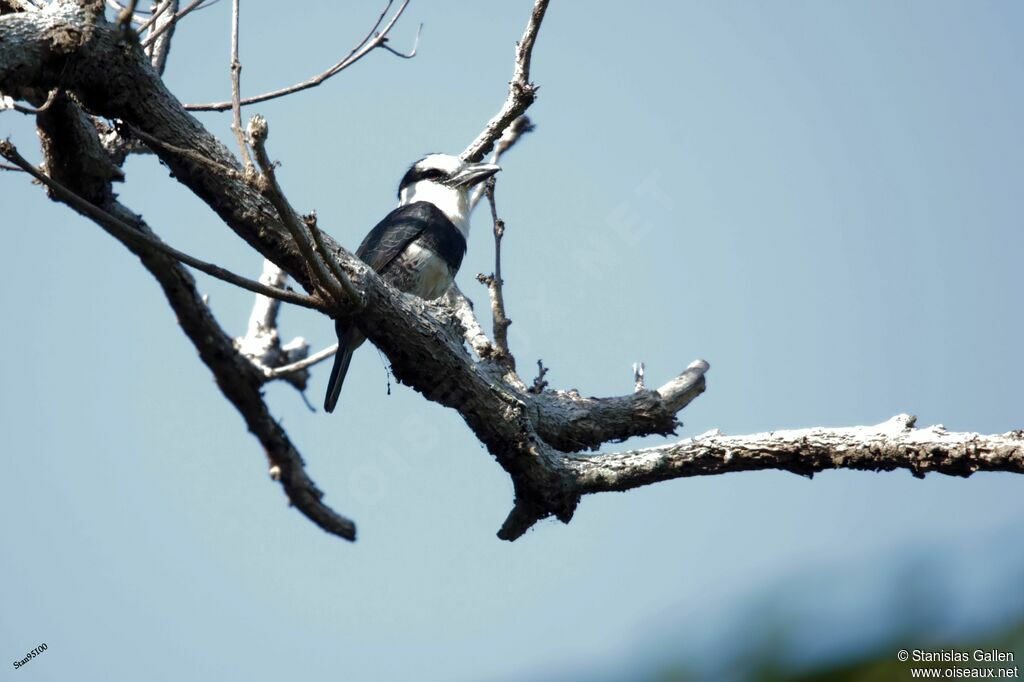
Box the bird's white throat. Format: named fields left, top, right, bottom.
left=399, top=181, right=471, bottom=239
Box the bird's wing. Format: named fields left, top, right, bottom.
left=355, top=201, right=462, bottom=273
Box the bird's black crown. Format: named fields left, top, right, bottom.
left=397, top=154, right=450, bottom=197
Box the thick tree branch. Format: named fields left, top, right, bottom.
left=568, top=415, right=1024, bottom=493
left=530, top=359, right=709, bottom=452
left=4, top=1, right=1019, bottom=549
left=443, top=284, right=495, bottom=360
left=26, top=94, right=356, bottom=540
left=0, top=4, right=311, bottom=278
left=145, top=0, right=177, bottom=74
left=235, top=259, right=314, bottom=390
left=0, top=0, right=43, bottom=14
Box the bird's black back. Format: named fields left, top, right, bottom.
left=356, top=201, right=467, bottom=275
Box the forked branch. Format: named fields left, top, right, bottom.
left=184, top=0, right=416, bottom=111
left=1, top=0, right=1020, bottom=547
left=461, top=0, right=549, bottom=162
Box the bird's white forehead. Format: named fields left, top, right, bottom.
left=415, top=153, right=463, bottom=173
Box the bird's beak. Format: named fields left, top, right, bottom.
left=450, top=162, right=501, bottom=188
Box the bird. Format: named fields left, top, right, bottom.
left=324, top=153, right=501, bottom=412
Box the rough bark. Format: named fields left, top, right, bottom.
left=2, top=1, right=1020, bottom=542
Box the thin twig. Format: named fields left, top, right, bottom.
left=469, top=115, right=534, bottom=212
left=5, top=88, right=59, bottom=114
left=633, top=362, right=645, bottom=392
left=247, top=115, right=354, bottom=308
left=0, top=140, right=323, bottom=310
left=477, top=177, right=513, bottom=368
left=304, top=211, right=359, bottom=303
left=140, top=0, right=207, bottom=48
left=123, top=123, right=240, bottom=176
left=229, top=0, right=251, bottom=168
left=528, top=359, right=549, bottom=394
left=184, top=0, right=413, bottom=111
left=136, top=0, right=172, bottom=33
left=461, top=0, right=549, bottom=162
left=379, top=22, right=421, bottom=59
left=267, top=343, right=338, bottom=378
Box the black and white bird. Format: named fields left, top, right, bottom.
left=324, top=153, right=500, bottom=412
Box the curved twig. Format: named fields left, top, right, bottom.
left=267, top=343, right=338, bottom=379
left=4, top=87, right=58, bottom=113
left=379, top=21, right=421, bottom=59
left=184, top=0, right=414, bottom=111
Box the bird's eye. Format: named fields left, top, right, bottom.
left=417, top=168, right=447, bottom=182
left=398, top=166, right=451, bottom=195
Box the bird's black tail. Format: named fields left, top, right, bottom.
left=324, top=321, right=355, bottom=413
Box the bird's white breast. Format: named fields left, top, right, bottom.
left=398, top=242, right=455, bottom=300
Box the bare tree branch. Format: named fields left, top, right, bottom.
left=183, top=0, right=413, bottom=112
left=235, top=259, right=314, bottom=390
left=378, top=21, right=420, bottom=59
left=0, top=140, right=323, bottom=310
left=25, top=94, right=356, bottom=540
left=304, top=210, right=360, bottom=308
left=145, top=0, right=178, bottom=74
left=228, top=0, right=250, bottom=168
left=461, top=0, right=549, bottom=162
left=632, top=362, right=645, bottom=392
left=528, top=359, right=549, bottom=394
left=530, top=359, right=709, bottom=453
left=443, top=284, right=495, bottom=360
left=2, top=86, right=58, bottom=113
left=3, top=2, right=1020, bottom=548
left=248, top=114, right=357, bottom=307
left=137, top=0, right=172, bottom=32
left=0, top=0, right=45, bottom=14
left=139, top=0, right=207, bottom=49
left=441, top=115, right=536, bottom=364
left=122, top=122, right=240, bottom=177
left=268, top=342, right=338, bottom=379
left=476, top=178, right=513, bottom=369
left=468, top=115, right=534, bottom=211
left=569, top=415, right=1024, bottom=493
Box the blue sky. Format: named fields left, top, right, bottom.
left=2, top=2, right=1023, bottom=680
